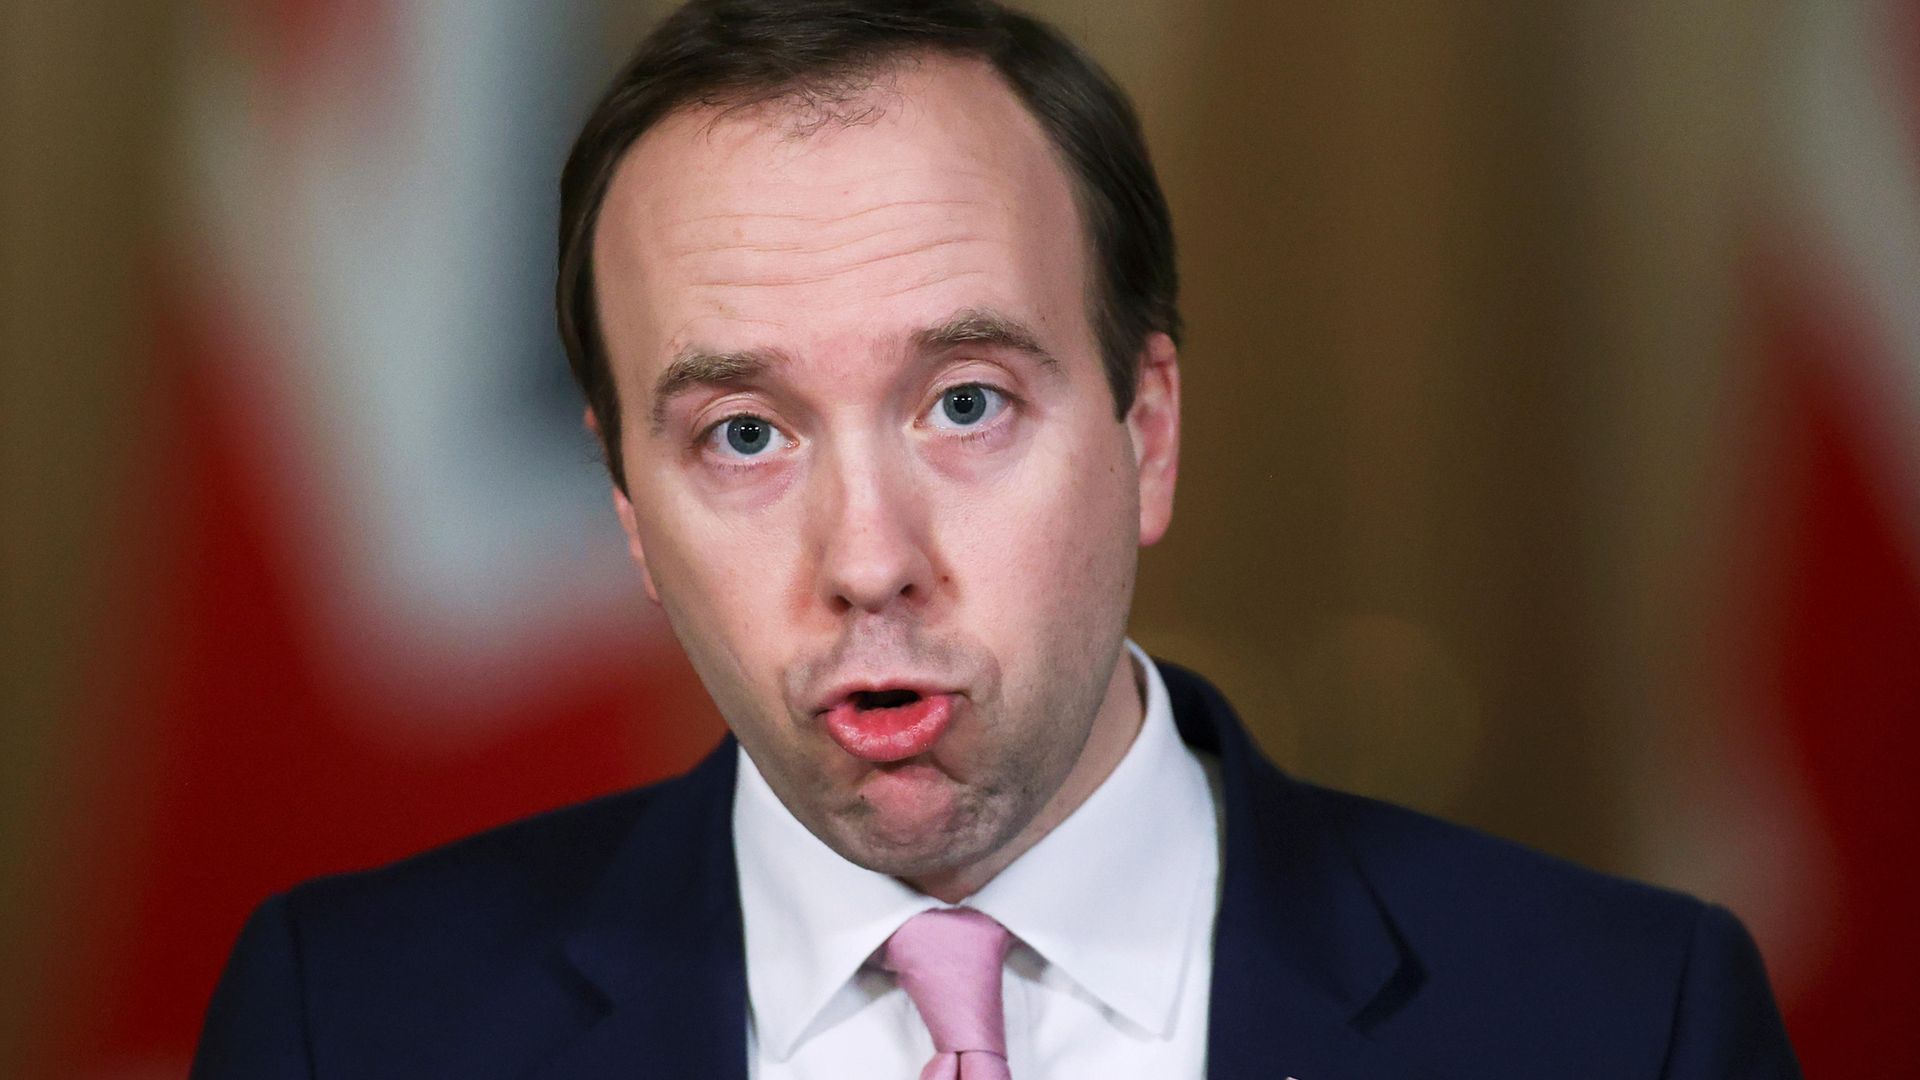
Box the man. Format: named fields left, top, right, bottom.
left=192, top=1, right=1802, bottom=1077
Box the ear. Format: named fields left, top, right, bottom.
left=612, top=486, right=662, bottom=605
left=587, top=406, right=661, bottom=605
left=1125, top=332, right=1180, bottom=547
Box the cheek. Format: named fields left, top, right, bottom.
left=638, top=489, right=804, bottom=690
left=947, top=422, right=1139, bottom=641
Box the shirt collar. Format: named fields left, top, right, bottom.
left=732, top=735, right=933, bottom=1061
left=968, top=641, right=1220, bottom=1038
left=732, top=641, right=1221, bottom=1058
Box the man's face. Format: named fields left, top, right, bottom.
left=593, top=55, right=1178, bottom=890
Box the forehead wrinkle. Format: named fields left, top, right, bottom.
left=659, top=195, right=998, bottom=262
left=868, top=268, right=996, bottom=303
left=672, top=221, right=972, bottom=261
left=651, top=168, right=1005, bottom=241
left=667, top=196, right=984, bottom=231
left=683, top=236, right=984, bottom=289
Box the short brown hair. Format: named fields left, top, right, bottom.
left=557, top=0, right=1181, bottom=490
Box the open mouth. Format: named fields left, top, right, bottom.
left=852, top=688, right=922, bottom=711
left=823, top=688, right=955, bottom=762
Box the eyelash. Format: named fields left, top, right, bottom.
left=691, top=379, right=1019, bottom=467
left=692, top=412, right=787, bottom=471
left=923, top=381, right=1017, bottom=440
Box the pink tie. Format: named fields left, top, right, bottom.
left=880, top=908, right=1016, bottom=1080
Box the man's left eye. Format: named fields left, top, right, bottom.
left=927, top=384, right=1006, bottom=430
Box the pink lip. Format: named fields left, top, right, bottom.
left=822, top=692, right=957, bottom=763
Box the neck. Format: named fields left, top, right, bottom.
left=906, top=648, right=1146, bottom=903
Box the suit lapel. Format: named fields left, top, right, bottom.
left=1159, top=662, right=1446, bottom=1080
left=537, top=739, right=750, bottom=1080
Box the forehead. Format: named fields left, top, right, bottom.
left=591, top=54, right=1091, bottom=384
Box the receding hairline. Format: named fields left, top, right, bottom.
left=604, top=49, right=998, bottom=160
left=598, top=60, right=1087, bottom=438
left=647, top=306, right=1060, bottom=433
left=560, top=11, right=1182, bottom=495
left=600, top=50, right=1089, bottom=440
left=691, top=50, right=930, bottom=138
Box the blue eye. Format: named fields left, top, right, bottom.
left=711, top=415, right=789, bottom=459
left=931, top=384, right=1005, bottom=429
left=726, top=417, right=770, bottom=454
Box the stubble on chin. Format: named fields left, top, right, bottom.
left=821, top=690, right=1091, bottom=885
left=747, top=608, right=1121, bottom=888
left=829, top=780, right=1002, bottom=880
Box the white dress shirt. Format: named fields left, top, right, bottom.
left=733, top=641, right=1224, bottom=1079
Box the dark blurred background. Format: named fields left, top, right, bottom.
left=5, top=1, right=1916, bottom=1076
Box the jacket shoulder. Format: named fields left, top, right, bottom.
left=285, top=777, right=669, bottom=945
left=1302, top=785, right=1797, bottom=1077
left=231, top=772, right=708, bottom=1076
left=1307, top=782, right=1706, bottom=954
left=192, top=772, right=714, bottom=1076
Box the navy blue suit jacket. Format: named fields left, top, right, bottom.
left=192, top=661, right=1801, bottom=1078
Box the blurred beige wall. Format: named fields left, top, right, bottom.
left=1028, top=0, right=1775, bottom=883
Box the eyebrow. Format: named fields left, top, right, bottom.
left=912, top=308, right=1059, bottom=369
left=650, top=347, right=781, bottom=432
left=647, top=307, right=1058, bottom=434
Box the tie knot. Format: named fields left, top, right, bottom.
left=881, top=908, right=1014, bottom=1056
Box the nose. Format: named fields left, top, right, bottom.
left=812, top=443, right=936, bottom=616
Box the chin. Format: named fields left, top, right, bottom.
left=829, top=796, right=1010, bottom=880
left=837, top=843, right=956, bottom=881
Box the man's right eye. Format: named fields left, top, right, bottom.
left=707, top=414, right=790, bottom=460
